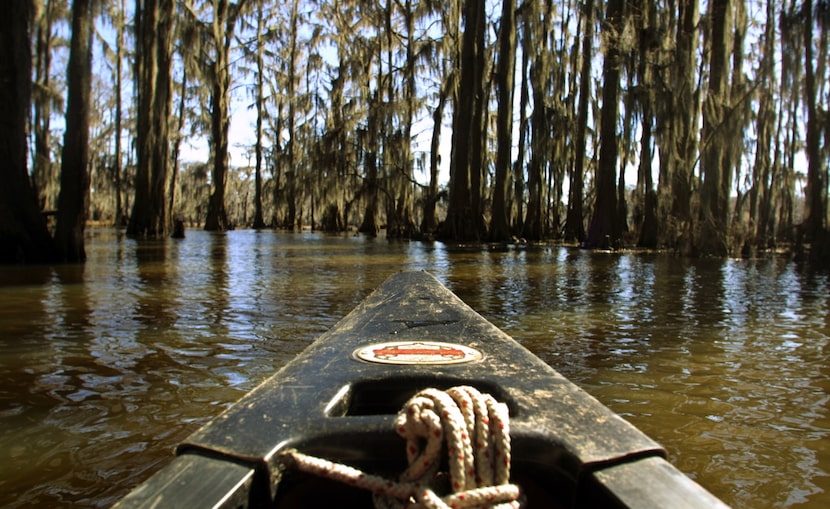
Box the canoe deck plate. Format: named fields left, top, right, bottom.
left=353, top=340, right=483, bottom=365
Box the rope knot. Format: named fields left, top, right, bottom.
left=281, top=385, right=521, bottom=508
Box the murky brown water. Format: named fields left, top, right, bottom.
left=1, top=229, right=828, bottom=508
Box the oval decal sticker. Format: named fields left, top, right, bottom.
left=354, top=341, right=483, bottom=365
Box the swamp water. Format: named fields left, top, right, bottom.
left=1, top=229, right=828, bottom=508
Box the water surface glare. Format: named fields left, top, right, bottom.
left=1, top=229, right=828, bottom=508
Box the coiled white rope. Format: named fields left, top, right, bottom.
left=280, top=385, right=521, bottom=509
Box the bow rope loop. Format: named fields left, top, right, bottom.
left=280, top=385, right=521, bottom=509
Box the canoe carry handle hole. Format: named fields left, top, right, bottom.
left=325, top=377, right=515, bottom=417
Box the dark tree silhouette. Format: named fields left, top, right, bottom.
left=0, top=0, right=55, bottom=263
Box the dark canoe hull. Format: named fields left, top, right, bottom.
left=115, top=271, right=729, bottom=508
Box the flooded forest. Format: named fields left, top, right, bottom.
left=1, top=0, right=829, bottom=264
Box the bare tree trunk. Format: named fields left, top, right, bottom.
left=169, top=53, right=187, bottom=230
left=321, top=21, right=351, bottom=233
left=695, top=0, right=732, bottom=256
left=750, top=0, right=777, bottom=251
left=563, top=0, right=594, bottom=243
left=802, top=0, right=826, bottom=244
left=521, top=0, right=552, bottom=242
left=422, top=80, right=448, bottom=235
left=389, top=0, right=418, bottom=239
left=779, top=94, right=797, bottom=244
left=252, top=3, right=266, bottom=229
left=33, top=0, right=56, bottom=213
left=113, top=0, right=125, bottom=227
left=128, top=0, right=174, bottom=238
left=512, top=35, right=529, bottom=236
left=358, top=24, right=382, bottom=237
left=658, top=0, right=699, bottom=253
left=442, top=0, right=486, bottom=241
left=467, top=0, right=487, bottom=240
left=205, top=0, right=234, bottom=231
left=272, top=100, right=284, bottom=226
left=55, top=0, right=93, bottom=262
left=636, top=0, right=658, bottom=248
left=726, top=0, right=750, bottom=256
left=546, top=3, right=575, bottom=239
left=618, top=63, right=634, bottom=238
left=284, top=0, right=300, bottom=229
left=489, top=0, right=517, bottom=242
left=359, top=91, right=381, bottom=236
left=381, top=0, right=396, bottom=236
left=777, top=3, right=801, bottom=244
left=586, top=0, right=624, bottom=249
left=638, top=111, right=658, bottom=248
left=0, top=0, right=55, bottom=263
left=422, top=4, right=459, bottom=236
